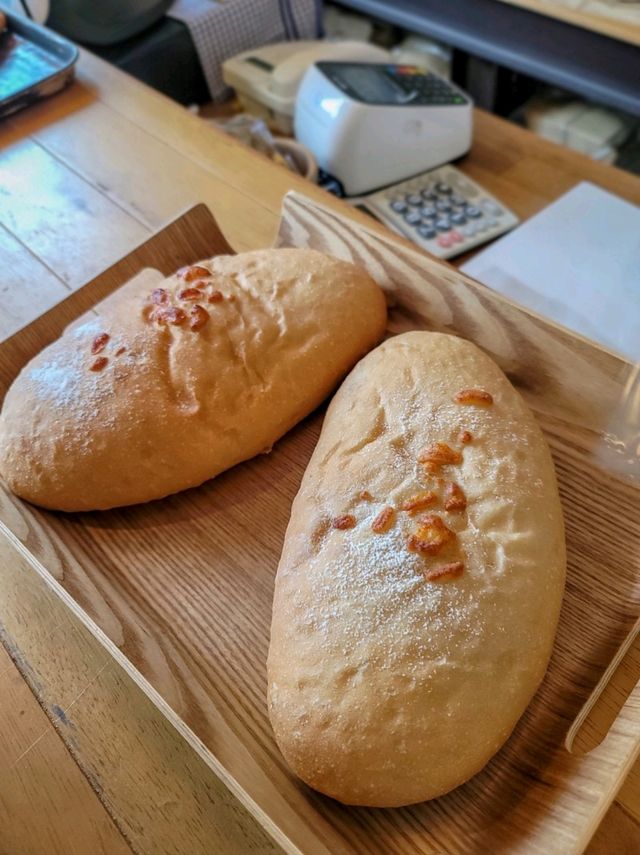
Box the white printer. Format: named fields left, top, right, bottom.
left=295, top=61, right=473, bottom=195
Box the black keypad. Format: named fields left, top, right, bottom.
left=391, top=71, right=467, bottom=107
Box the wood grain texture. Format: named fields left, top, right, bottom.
left=5, top=98, right=277, bottom=253
left=0, top=644, right=132, bottom=855
left=0, top=531, right=283, bottom=855
left=587, top=802, right=640, bottom=854
left=1, top=196, right=639, bottom=853
left=0, top=225, right=70, bottom=342
left=0, top=139, right=148, bottom=287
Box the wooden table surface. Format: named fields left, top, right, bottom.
left=1, top=48, right=640, bottom=854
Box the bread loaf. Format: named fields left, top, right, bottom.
left=267, top=331, right=565, bottom=807
left=0, top=249, right=386, bottom=511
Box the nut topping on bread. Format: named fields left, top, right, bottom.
left=443, top=482, right=467, bottom=513
left=358, top=490, right=373, bottom=501
left=89, top=356, right=108, bottom=372
left=151, top=287, right=169, bottom=305
left=423, top=561, right=464, bottom=583
left=332, top=514, right=356, bottom=530
left=188, top=305, right=209, bottom=331
left=178, top=287, right=204, bottom=301
left=458, top=429, right=473, bottom=444
left=147, top=281, right=222, bottom=330
left=418, top=442, right=462, bottom=472
left=401, top=490, right=437, bottom=513
left=371, top=506, right=395, bottom=533
left=151, top=305, right=186, bottom=326
left=419, top=441, right=464, bottom=476
left=454, top=388, right=494, bottom=406
left=178, top=264, right=211, bottom=281
left=407, top=512, right=456, bottom=556
left=91, top=333, right=110, bottom=354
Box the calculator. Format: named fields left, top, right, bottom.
left=360, top=164, right=519, bottom=260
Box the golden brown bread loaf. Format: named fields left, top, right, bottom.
left=267, top=331, right=565, bottom=807
left=0, top=249, right=386, bottom=511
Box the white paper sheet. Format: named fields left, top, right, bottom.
left=461, top=182, right=640, bottom=361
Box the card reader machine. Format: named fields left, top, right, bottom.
left=295, top=62, right=473, bottom=196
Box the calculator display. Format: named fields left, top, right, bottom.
left=316, top=62, right=468, bottom=107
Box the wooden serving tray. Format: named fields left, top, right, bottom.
left=1, top=194, right=640, bottom=853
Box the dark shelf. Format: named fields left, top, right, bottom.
left=338, top=0, right=640, bottom=115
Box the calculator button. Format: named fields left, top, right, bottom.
left=450, top=194, right=466, bottom=207
left=437, top=234, right=454, bottom=248
left=481, top=200, right=502, bottom=215
left=421, top=188, right=437, bottom=201
left=436, top=182, right=451, bottom=194
left=436, top=200, right=452, bottom=212
left=404, top=210, right=422, bottom=225
left=390, top=199, right=407, bottom=213
left=466, top=206, right=482, bottom=218
left=450, top=230, right=464, bottom=243
left=435, top=217, right=451, bottom=231
left=486, top=218, right=499, bottom=229
left=421, top=205, right=437, bottom=219
left=451, top=212, right=466, bottom=226
left=407, top=194, right=422, bottom=206
left=418, top=225, right=436, bottom=239
left=462, top=224, right=476, bottom=237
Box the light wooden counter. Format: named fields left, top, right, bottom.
left=1, top=48, right=640, bottom=853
